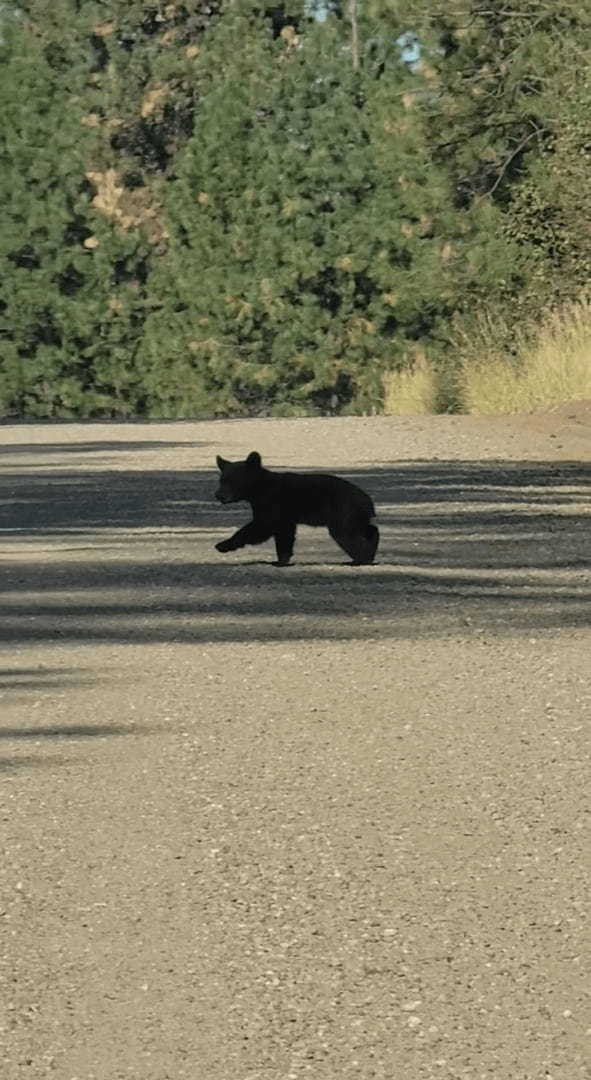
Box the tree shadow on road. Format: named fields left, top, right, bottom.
left=0, top=665, right=132, bottom=733
left=0, top=666, right=143, bottom=772
left=0, top=440, right=202, bottom=456
left=1, top=453, right=589, bottom=643
left=0, top=754, right=77, bottom=775
left=0, top=666, right=93, bottom=694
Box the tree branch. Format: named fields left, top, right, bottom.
left=479, top=126, right=542, bottom=199
left=349, top=0, right=360, bottom=73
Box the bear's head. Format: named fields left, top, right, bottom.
left=215, top=451, right=263, bottom=503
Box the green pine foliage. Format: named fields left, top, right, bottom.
left=386, top=2, right=591, bottom=307
left=0, top=13, right=149, bottom=416
left=1, top=18, right=90, bottom=415
left=1, top=0, right=589, bottom=418
left=504, top=37, right=591, bottom=304
left=369, top=0, right=591, bottom=393
left=145, top=6, right=483, bottom=416
left=0, top=2, right=220, bottom=418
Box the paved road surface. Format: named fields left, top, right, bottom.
left=1, top=414, right=590, bottom=1079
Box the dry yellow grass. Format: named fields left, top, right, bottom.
left=382, top=355, right=437, bottom=415
left=380, top=298, right=591, bottom=416
left=460, top=298, right=591, bottom=415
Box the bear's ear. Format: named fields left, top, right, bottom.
left=216, top=455, right=230, bottom=472
left=246, top=451, right=262, bottom=468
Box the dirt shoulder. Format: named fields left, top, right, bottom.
left=1, top=413, right=589, bottom=1080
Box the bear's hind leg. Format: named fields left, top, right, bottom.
left=329, top=521, right=379, bottom=565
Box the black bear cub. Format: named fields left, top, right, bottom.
left=214, top=451, right=379, bottom=566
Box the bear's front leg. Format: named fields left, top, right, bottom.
left=215, top=521, right=273, bottom=553
left=273, top=523, right=296, bottom=566
left=215, top=536, right=239, bottom=553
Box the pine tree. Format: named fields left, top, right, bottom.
left=0, top=2, right=220, bottom=418
left=503, top=32, right=591, bottom=304
left=5, top=1, right=580, bottom=418
left=0, top=15, right=98, bottom=416
left=368, top=1, right=591, bottom=327
left=146, top=3, right=489, bottom=416
left=383, top=2, right=590, bottom=200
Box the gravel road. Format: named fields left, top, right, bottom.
left=1, top=411, right=590, bottom=1080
